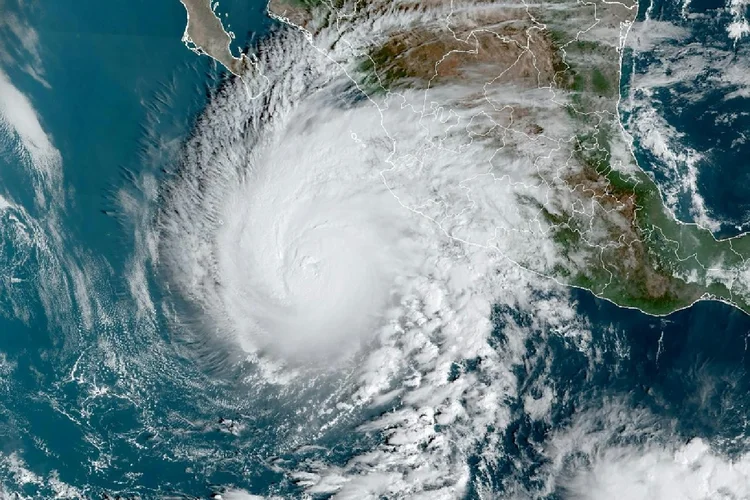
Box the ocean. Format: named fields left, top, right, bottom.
left=0, top=0, right=749, bottom=497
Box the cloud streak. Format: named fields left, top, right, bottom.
left=0, top=68, right=61, bottom=207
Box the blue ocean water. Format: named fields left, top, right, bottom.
left=475, top=291, right=750, bottom=496
left=0, top=0, right=279, bottom=496
left=621, top=0, right=750, bottom=238
left=0, top=0, right=749, bottom=497
left=34, top=0, right=268, bottom=262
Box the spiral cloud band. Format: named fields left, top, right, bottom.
left=158, top=39, right=437, bottom=363
left=212, top=101, right=424, bottom=359
left=152, top=24, right=524, bottom=493
left=138, top=3, right=750, bottom=497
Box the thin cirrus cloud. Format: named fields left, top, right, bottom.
left=0, top=67, right=61, bottom=205
left=0, top=2, right=49, bottom=88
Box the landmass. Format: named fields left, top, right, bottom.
left=262, top=0, right=750, bottom=316
left=178, top=0, right=750, bottom=317
left=179, top=0, right=251, bottom=75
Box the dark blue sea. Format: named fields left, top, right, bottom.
left=0, top=0, right=749, bottom=497
left=622, top=0, right=750, bottom=238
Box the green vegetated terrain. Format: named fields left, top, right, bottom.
left=271, top=0, right=750, bottom=316
left=545, top=12, right=750, bottom=315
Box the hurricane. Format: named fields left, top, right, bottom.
left=2, top=0, right=750, bottom=497
left=152, top=13, right=544, bottom=370
left=133, top=1, right=750, bottom=496
left=158, top=65, right=430, bottom=363
left=145, top=12, right=559, bottom=495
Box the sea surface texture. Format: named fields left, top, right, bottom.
left=0, top=0, right=749, bottom=498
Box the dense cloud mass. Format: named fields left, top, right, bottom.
left=148, top=20, right=546, bottom=495
left=166, top=92, right=433, bottom=362
left=1, top=0, right=748, bottom=496
left=130, top=3, right=750, bottom=498
left=155, top=23, right=552, bottom=368
left=4, top=0, right=750, bottom=496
